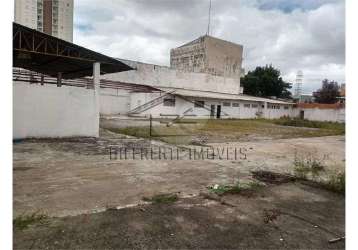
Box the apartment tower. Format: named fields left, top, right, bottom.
left=14, top=0, right=73, bottom=42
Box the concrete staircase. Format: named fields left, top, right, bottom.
left=127, top=90, right=176, bottom=115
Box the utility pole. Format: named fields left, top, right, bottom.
left=206, top=0, right=212, bottom=35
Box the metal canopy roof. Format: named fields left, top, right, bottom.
left=13, top=22, right=133, bottom=79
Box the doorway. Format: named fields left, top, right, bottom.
left=210, top=105, right=215, bottom=118
left=216, top=105, right=221, bottom=119
left=299, top=110, right=304, bottom=119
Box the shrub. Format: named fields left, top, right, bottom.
left=13, top=213, right=48, bottom=230
left=324, top=171, right=345, bottom=194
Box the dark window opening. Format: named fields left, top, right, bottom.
left=194, top=100, right=205, bottom=108
left=223, top=102, right=231, bottom=107
left=163, top=98, right=175, bottom=107
left=232, top=103, right=240, bottom=107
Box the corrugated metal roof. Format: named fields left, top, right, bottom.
left=158, top=87, right=294, bottom=105
left=13, top=22, right=133, bottom=79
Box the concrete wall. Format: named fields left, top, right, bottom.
left=296, top=108, right=345, bottom=123
left=170, top=36, right=243, bottom=79
left=170, top=36, right=206, bottom=74
left=204, top=36, right=243, bottom=79
left=100, top=88, right=130, bottom=115
left=104, top=59, right=241, bottom=95
left=13, top=82, right=99, bottom=139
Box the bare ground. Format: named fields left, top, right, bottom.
left=14, top=181, right=344, bottom=249
left=13, top=129, right=344, bottom=217
left=13, top=119, right=345, bottom=249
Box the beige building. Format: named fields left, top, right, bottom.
left=170, top=35, right=243, bottom=79
left=14, top=0, right=73, bottom=42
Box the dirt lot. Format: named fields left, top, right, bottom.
left=14, top=181, right=345, bottom=249
left=13, top=118, right=345, bottom=249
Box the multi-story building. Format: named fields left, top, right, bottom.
left=14, top=0, right=73, bottom=42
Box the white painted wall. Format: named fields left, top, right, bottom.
left=100, top=88, right=130, bottom=115
left=103, top=59, right=241, bottom=95
left=297, top=108, right=345, bottom=123
left=128, top=93, right=294, bottom=119
left=265, top=106, right=293, bottom=119
left=13, top=82, right=99, bottom=139
left=99, top=87, right=344, bottom=123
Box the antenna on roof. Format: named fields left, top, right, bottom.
left=206, top=0, right=212, bottom=36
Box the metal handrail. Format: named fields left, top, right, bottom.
left=128, top=90, right=176, bottom=114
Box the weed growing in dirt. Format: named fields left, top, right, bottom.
left=13, top=213, right=48, bottom=230
left=251, top=170, right=296, bottom=184
left=322, top=171, right=345, bottom=194
left=208, top=181, right=263, bottom=196
left=263, top=209, right=281, bottom=224
left=142, top=193, right=178, bottom=204
left=293, top=153, right=326, bottom=179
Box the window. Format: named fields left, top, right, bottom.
left=244, top=104, right=250, bottom=108
left=251, top=104, right=258, bottom=108
left=194, top=100, right=205, bottom=108
left=232, top=103, right=239, bottom=107
left=284, top=106, right=289, bottom=110
left=223, top=102, right=231, bottom=107
left=163, top=98, right=175, bottom=107
left=268, top=104, right=281, bottom=109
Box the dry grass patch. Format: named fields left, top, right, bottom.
left=108, top=118, right=344, bottom=145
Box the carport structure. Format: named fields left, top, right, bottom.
left=13, top=22, right=132, bottom=81
left=13, top=22, right=133, bottom=138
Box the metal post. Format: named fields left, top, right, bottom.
left=93, top=62, right=101, bottom=138
left=57, top=72, right=62, bottom=87
left=40, top=74, right=44, bottom=86
left=149, top=114, right=152, bottom=137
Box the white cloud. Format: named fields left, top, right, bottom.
left=74, top=0, right=345, bottom=93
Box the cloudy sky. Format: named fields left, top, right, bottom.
left=74, top=0, right=345, bottom=93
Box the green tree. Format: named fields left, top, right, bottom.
left=240, top=65, right=292, bottom=99
left=313, top=79, right=340, bottom=104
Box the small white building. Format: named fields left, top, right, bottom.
left=99, top=36, right=295, bottom=119
left=128, top=88, right=294, bottom=119
left=103, top=64, right=293, bottom=119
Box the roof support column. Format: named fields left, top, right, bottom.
left=93, top=62, right=100, bottom=138
left=40, top=74, right=44, bottom=86
left=57, top=72, right=62, bottom=87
